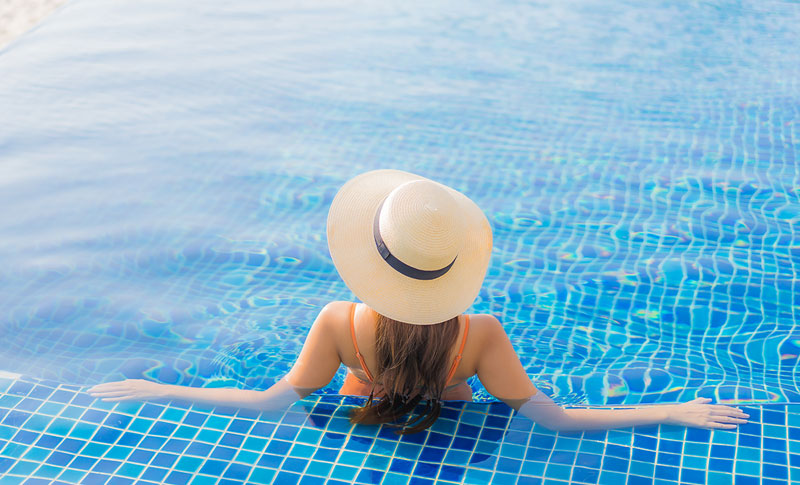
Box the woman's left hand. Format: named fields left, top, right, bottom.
left=88, top=379, right=169, bottom=402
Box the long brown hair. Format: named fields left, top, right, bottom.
left=349, top=311, right=460, bottom=434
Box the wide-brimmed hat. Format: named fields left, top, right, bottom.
left=327, top=169, right=493, bottom=324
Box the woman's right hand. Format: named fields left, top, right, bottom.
left=88, top=379, right=170, bottom=402
left=665, top=397, right=749, bottom=429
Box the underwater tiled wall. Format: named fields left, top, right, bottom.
left=1, top=374, right=798, bottom=484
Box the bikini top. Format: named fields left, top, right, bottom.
left=349, top=302, right=470, bottom=386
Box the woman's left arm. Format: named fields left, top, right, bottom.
left=89, top=303, right=344, bottom=412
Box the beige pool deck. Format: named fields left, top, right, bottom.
left=0, top=0, right=67, bottom=49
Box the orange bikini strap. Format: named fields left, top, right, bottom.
left=350, top=302, right=374, bottom=382
left=445, top=314, right=470, bottom=385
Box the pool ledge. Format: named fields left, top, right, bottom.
left=0, top=374, right=797, bottom=484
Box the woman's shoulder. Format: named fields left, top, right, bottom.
left=464, top=313, right=506, bottom=344
left=315, top=301, right=355, bottom=327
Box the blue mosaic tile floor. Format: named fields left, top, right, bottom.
left=2, top=373, right=798, bottom=484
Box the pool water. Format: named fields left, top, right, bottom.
left=1, top=0, right=799, bottom=483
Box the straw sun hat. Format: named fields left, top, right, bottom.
left=327, top=169, right=493, bottom=325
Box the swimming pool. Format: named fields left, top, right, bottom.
left=1, top=0, right=799, bottom=483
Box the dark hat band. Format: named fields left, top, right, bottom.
left=373, top=200, right=457, bottom=281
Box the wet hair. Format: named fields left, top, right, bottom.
left=348, top=312, right=460, bottom=434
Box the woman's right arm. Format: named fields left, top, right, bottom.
left=90, top=303, right=344, bottom=412
left=475, top=316, right=749, bottom=431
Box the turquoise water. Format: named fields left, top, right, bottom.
left=1, top=0, right=800, bottom=483
left=2, top=0, right=799, bottom=406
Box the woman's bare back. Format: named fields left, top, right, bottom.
left=286, top=300, right=540, bottom=406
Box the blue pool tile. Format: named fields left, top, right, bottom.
left=497, top=456, right=522, bottom=474
left=463, top=468, right=493, bottom=485
left=245, top=467, right=276, bottom=484
left=92, top=459, right=122, bottom=474
left=485, top=415, right=508, bottom=428
left=331, top=465, right=358, bottom=481
left=345, top=436, right=373, bottom=452
left=137, top=436, right=165, bottom=450
left=320, top=432, right=347, bottom=448
left=685, top=428, right=711, bottom=442
left=256, top=453, right=284, bottom=469
left=356, top=468, right=384, bottom=484
left=413, top=460, right=439, bottom=477
left=469, top=452, right=497, bottom=469
left=763, top=437, right=786, bottom=452
left=152, top=451, right=179, bottom=467
left=451, top=437, right=475, bottom=450
left=544, top=463, right=572, bottom=480
left=656, top=452, right=680, bottom=466
left=265, top=439, right=291, bottom=455
left=183, top=412, right=207, bottom=427
left=605, top=443, right=630, bottom=460
left=275, top=425, right=300, bottom=441
left=312, top=446, right=339, bottom=462
left=575, top=452, right=601, bottom=468
left=102, top=414, right=132, bottom=429
left=199, top=459, right=229, bottom=476
left=182, top=441, right=211, bottom=457
left=11, top=430, right=38, bottom=445
left=22, top=446, right=51, bottom=462
left=15, top=398, right=43, bottom=413
left=763, top=449, right=787, bottom=464
left=116, top=432, right=143, bottom=448
left=149, top=421, right=177, bottom=437
left=48, top=390, right=75, bottom=404
left=708, top=458, right=733, bottom=473
left=654, top=465, right=679, bottom=480
left=219, top=433, right=244, bottom=446
left=437, top=464, right=465, bottom=482
left=299, top=476, right=325, bottom=485
left=140, top=467, right=169, bottom=482
left=90, top=426, right=122, bottom=445
left=629, top=460, right=654, bottom=478
left=224, top=462, right=253, bottom=480
left=162, top=438, right=190, bottom=453
left=571, top=466, right=600, bottom=484
left=34, top=434, right=63, bottom=449
left=69, top=455, right=99, bottom=470
left=3, top=410, right=31, bottom=427
left=81, top=409, right=108, bottom=424
left=632, top=448, right=655, bottom=462
left=418, top=446, right=445, bottom=462
left=45, top=451, right=73, bottom=467
left=84, top=472, right=112, bottom=483
left=634, top=435, right=657, bottom=450
left=107, top=478, right=134, bottom=485
left=57, top=468, right=88, bottom=483
left=680, top=468, right=706, bottom=484
left=137, top=404, right=164, bottom=420
left=627, top=476, right=653, bottom=485
left=9, top=381, right=35, bottom=396
left=710, top=444, right=735, bottom=458
left=505, top=429, right=529, bottom=445
left=390, top=458, right=414, bottom=474
left=762, top=464, right=789, bottom=479
left=282, top=457, right=307, bottom=474
left=762, top=410, right=785, bottom=425
left=164, top=470, right=192, bottom=485
left=603, top=456, right=629, bottom=473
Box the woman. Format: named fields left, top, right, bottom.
left=90, top=169, right=749, bottom=434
